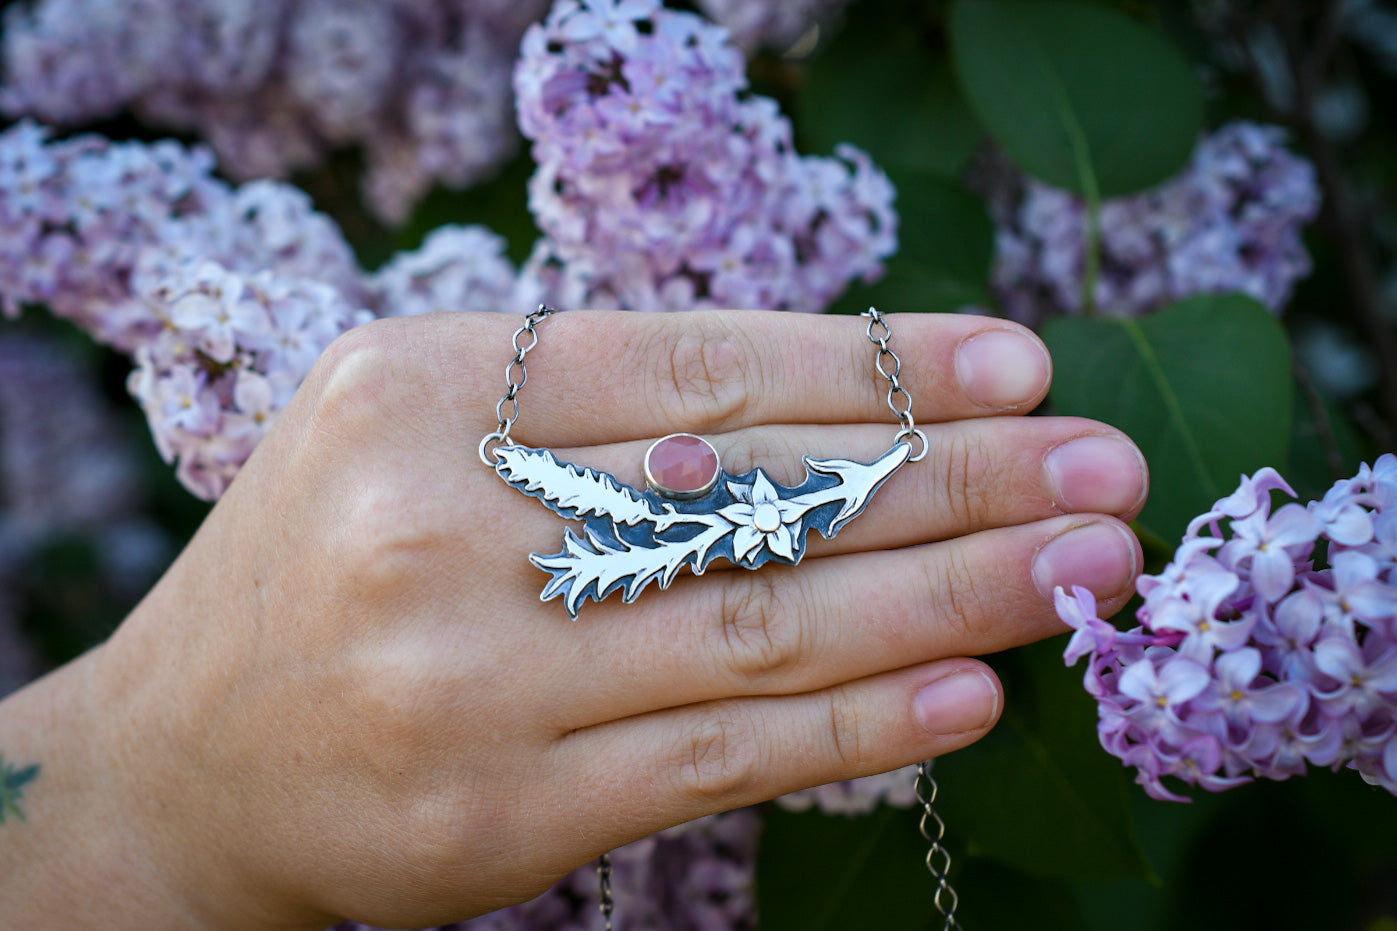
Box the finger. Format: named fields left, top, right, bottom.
left=432, top=309, right=1054, bottom=446
left=549, top=657, right=1002, bottom=847
left=543, top=415, right=1149, bottom=554
left=543, top=514, right=1140, bottom=729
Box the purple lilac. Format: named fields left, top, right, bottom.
left=332, top=808, right=761, bottom=931
left=0, top=121, right=521, bottom=500
left=1, top=0, right=550, bottom=223
left=694, top=0, right=854, bottom=54
left=513, top=0, right=897, bottom=313
left=1058, top=457, right=1397, bottom=802
left=984, top=122, right=1320, bottom=327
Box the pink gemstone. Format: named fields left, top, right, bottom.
left=645, top=433, right=720, bottom=499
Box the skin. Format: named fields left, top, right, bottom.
left=0, top=310, right=1146, bottom=929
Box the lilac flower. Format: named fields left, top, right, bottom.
left=1, top=120, right=534, bottom=501
left=981, top=122, right=1321, bottom=326
left=1, top=0, right=550, bottom=223
left=1059, top=455, right=1397, bottom=800
left=513, top=0, right=896, bottom=313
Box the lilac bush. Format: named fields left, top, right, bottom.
left=513, top=0, right=896, bottom=313
left=1057, top=455, right=1397, bottom=801
left=0, top=0, right=549, bottom=223
left=984, top=122, right=1321, bottom=327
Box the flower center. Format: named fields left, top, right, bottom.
left=753, top=503, right=782, bottom=533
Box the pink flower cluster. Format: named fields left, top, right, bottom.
left=0, top=121, right=518, bottom=500
left=513, top=0, right=897, bottom=313
left=986, top=122, right=1320, bottom=326
left=1, top=0, right=549, bottom=223
left=1058, top=457, right=1397, bottom=801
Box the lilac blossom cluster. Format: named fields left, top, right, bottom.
left=1, top=0, right=550, bottom=223
left=775, top=764, right=920, bottom=815
left=1057, top=457, right=1397, bottom=802
left=986, top=122, right=1320, bottom=326
left=334, top=809, right=760, bottom=931
left=694, top=0, right=854, bottom=54
left=513, top=0, right=897, bottom=313
left=0, top=121, right=519, bottom=500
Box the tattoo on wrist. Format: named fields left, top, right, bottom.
left=0, top=754, right=40, bottom=823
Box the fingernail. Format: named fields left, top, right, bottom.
left=1032, top=522, right=1137, bottom=600
left=914, top=670, right=999, bottom=735
left=1044, top=435, right=1148, bottom=514
left=956, top=329, right=1050, bottom=410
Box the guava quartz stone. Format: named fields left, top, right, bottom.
left=645, top=433, right=721, bottom=499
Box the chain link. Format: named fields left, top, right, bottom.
left=916, top=760, right=961, bottom=929
left=598, top=852, right=615, bottom=931
left=478, top=304, right=557, bottom=465
left=862, top=307, right=929, bottom=461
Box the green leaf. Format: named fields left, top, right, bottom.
left=828, top=174, right=994, bottom=316
left=934, top=640, right=1153, bottom=882
left=949, top=0, right=1203, bottom=198
left=798, top=8, right=981, bottom=180
left=1043, top=294, right=1293, bottom=544
left=758, top=803, right=943, bottom=931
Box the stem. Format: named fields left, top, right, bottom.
left=1082, top=192, right=1102, bottom=316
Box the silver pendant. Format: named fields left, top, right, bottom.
left=492, top=437, right=910, bottom=618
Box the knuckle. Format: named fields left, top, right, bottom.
left=825, top=689, right=867, bottom=768
left=923, top=547, right=981, bottom=644
left=716, top=573, right=804, bottom=685
left=304, top=318, right=400, bottom=436
left=338, top=490, right=447, bottom=601
left=672, top=704, right=763, bottom=804
left=649, top=320, right=754, bottom=432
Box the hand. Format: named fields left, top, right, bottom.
left=0, top=309, right=1146, bottom=929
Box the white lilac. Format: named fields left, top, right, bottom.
left=513, top=0, right=897, bottom=314
left=693, top=0, right=854, bottom=54
left=1, top=0, right=550, bottom=223
left=985, top=122, right=1320, bottom=326
left=1058, top=457, right=1397, bottom=802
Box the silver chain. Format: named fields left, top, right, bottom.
left=916, top=760, right=961, bottom=929
left=481, top=306, right=927, bottom=464
left=597, top=852, right=614, bottom=930
left=862, top=307, right=929, bottom=462
left=478, top=304, right=557, bottom=465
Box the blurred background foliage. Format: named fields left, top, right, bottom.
left=2, top=0, right=1396, bottom=928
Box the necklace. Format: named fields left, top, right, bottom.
left=480, top=307, right=960, bottom=929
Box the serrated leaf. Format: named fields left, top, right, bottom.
left=950, top=0, right=1202, bottom=198
left=1042, top=294, right=1293, bottom=544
